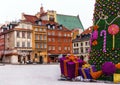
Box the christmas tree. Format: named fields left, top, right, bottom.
left=89, top=0, right=120, bottom=81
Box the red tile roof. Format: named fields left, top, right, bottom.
left=81, top=26, right=93, bottom=35
left=23, top=14, right=38, bottom=24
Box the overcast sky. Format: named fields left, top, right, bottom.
left=0, top=0, right=95, bottom=29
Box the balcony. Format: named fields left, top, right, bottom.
left=73, top=52, right=79, bottom=54
left=35, top=40, right=47, bottom=43
left=35, top=48, right=47, bottom=52
left=4, top=49, right=17, bottom=55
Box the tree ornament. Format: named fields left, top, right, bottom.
left=115, top=63, right=120, bottom=69
left=108, top=24, right=119, bottom=50
left=92, top=25, right=99, bottom=46
left=102, top=62, right=116, bottom=76
left=100, top=30, right=107, bottom=52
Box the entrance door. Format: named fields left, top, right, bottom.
left=39, top=56, right=43, bottom=64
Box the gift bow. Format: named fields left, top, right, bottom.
left=82, top=64, right=91, bottom=68
left=66, top=55, right=78, bottom=61
left=64, top=55, right=79, bottom=77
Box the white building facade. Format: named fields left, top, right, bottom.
left=72, top=27, right=92, bottom=62
left=2, top=22, right=33, bottom=64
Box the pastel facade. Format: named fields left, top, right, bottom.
left=0, top=22, right=33, bottom=64
left=72, top=27, right=92, bottom=62
left=47, top=23, right=72, bottom=62
left=32, top=21, right=47, bottom=64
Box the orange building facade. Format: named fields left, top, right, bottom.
left=46, top=23, right=72, bottom=63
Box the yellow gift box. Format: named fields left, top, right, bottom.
left=114, top=73, right=120, bottom=83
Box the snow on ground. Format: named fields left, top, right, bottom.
left=0, top=64, right=116, bottom=85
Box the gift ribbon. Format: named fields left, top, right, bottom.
left=63, top=55, right=79, bottom=77
left=90, top=70, right=102, bottom=80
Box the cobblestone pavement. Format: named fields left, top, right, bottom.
left=0, top=64, right=115, bottom=85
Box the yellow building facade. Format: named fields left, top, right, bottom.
left=32, top=23, right=48, bottom=64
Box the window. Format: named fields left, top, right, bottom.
left=59, top=26, right=62, bottom=30
left=35, top=43, right=39, bottom=48
left=49, top=15, right=54, bottom=21
left=27, top=42, right=30, bottom=47
left=53, top=26, right=55, bottom=29
left=48, top=38, right=51, bottom=42
left=76, top=43, right=78, bottom=47
left=68, top=34, right=70, bottom=37
left=85, top=47, right=89, bottom=53
left=44, top=43, right=47, bottom=48
left=81, top=42, right=83, bottom=46
left=40, top=28, right=42, bottom=31
left=35, top=35, right=39, bottom=40
left=48, top=32, right=51, bottom=35
left=17, top=31, right=20, bottom=38
left=52, top=46, right=55, bottom=50
left=68, top=47, right=70, bottom=50
left=74, top=49, right=79, bottom=54
left=22, top=42, right=25, bottom=47
left=85, top=42, right=88, bottom=46
left=40, top=35, right=42, bottom=40
left=40, top=43, right=43, bottom=48
left=48, top=46, right=51, bottom=50
left=52, top=32, right=55, bottom=36
left=52, top=38, right=55, bottom=42
left=27, top=32, right=31, bottom=39
left=58, top=46, right=61, bottom=50
left=17, top=42, right=20, bottom=47
left=64, top=47, right=67, bottom=50
left=64, top=33, right=66, bottom=37
left=81, top=47, right=83, bottom=53
left=48, top=25, right=50, bottom=29
left=22, top=32, right=25, bottom=38
left=43, top=28, right=46, bottom=32
left=43, top=35, right=47, bottom=40
left=35, top=28, right=39, bottom=31
left=38, top=21, right=41, bottom=25
left=58, top=32, right=61, bottom=36
left=22, top=24, right=24, bottom=28
left=27, top=25, right=30, bottom=29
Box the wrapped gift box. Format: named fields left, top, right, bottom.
left=114, top=73, right=120, bottom=83
left=60, top=57, right=84, bottom=79
left=78, top=65, right=96, bottom=79
left=60, top=57, right=66, bottom=75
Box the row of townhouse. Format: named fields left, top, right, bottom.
left=0, top=19, right=72, bottom=64
left=0, top=6, right=84, bottom=64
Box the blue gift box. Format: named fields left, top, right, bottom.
left=79, top=65, right=96, bottom=79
